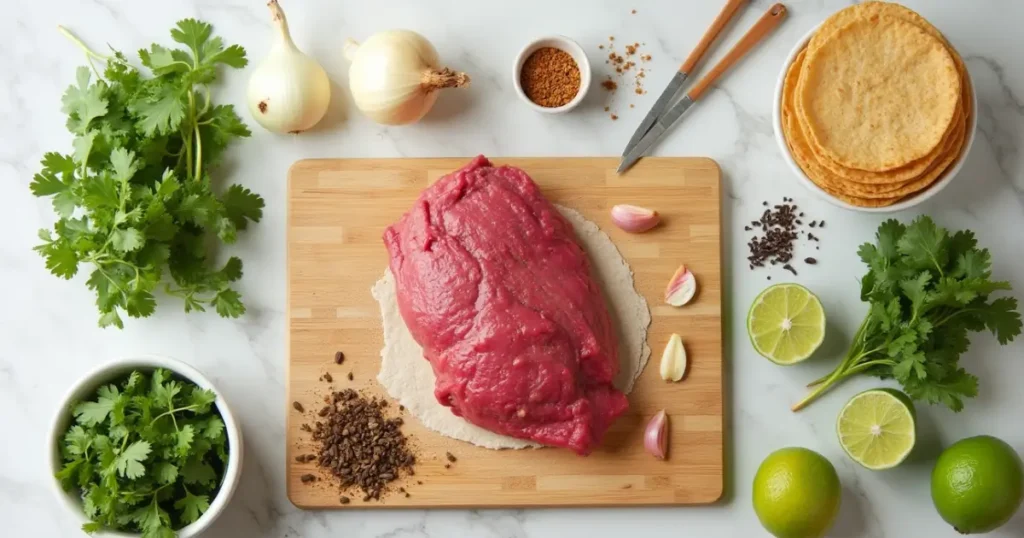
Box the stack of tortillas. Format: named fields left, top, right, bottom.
left=781, top=2, right=972, bottom=208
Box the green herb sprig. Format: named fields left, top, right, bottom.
left=56, top=369, right=228, bottom=537
left=32, top=20, right=264, bottom=329
left=793, top=216, right=1021, bottom=411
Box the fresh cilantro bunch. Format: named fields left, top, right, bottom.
left=56, top=369, right=228, bottom=537
left=794, top=216, right=1022, bottom=411
left=32, top=20, right=264, bottom=328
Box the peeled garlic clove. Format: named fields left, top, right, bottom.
left=665, top=265, right=697, bottom=306
left=644, top=410, right=669, bottom=459
left=610, top=204, right=660, bottom=233
left=660, top=333, right=687, bottom=382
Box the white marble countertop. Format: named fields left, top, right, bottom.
left=3, top=1, right=1023, bottom=536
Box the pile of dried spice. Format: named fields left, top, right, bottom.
left=309, top=388, right=416, bottom=501
left=745, top=198, right=823, bottom=278
left=520, top=47, right=581, bottom=108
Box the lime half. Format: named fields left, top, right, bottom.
left=747, top=283, right=826, bottom=364
left=836, top=388, right=916, bottom=470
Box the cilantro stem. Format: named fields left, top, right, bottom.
left=151, top=404, right=201, bottom=427
left=58, top=25, right=109, bottom=80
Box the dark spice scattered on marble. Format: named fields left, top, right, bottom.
left=310, top=388, right=416, bottom=501
left=334, top=351, right=346, bottom=364
left=805, top=257, right=818, bottom=265
left=747, top=198, right=822, bottom=272
left=292, top=401, right=304, bottom=413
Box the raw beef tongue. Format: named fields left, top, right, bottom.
left=383, top=155, right=629, bottom=455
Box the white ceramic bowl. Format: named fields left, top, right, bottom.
left=48, top=355, right=243, bottom=537
left=772, top=26, right=977, bottom=213
left=513, top=35, right=592, bottom=114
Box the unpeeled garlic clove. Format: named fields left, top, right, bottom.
left=644, top=409, right=669, bottom=459
left=610, top=204, right=660, bottom=233
left=659, top=333, right=688, bottom=382
left=665, top=265, right=697, bottom=306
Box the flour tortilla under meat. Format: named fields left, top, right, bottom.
left=371, top=205, right=652, bottom=449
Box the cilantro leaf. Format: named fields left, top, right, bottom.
left=174, top=490, right=210, bottom=525
left=62, top=67, right=108, bottom=134
left=153, top=462, right=179, bottom=485
left=897, top=216, right=948, bottom=273
left=975, top=297, right=1022, bottom=345
left=115, top=440, right=151, bottom=479
left=213, top=288, right=245, bottom=318
left=171, top=19, right=213, bottom=59
left=74, top=384, right=120, bottom=426
left=175, top=425, right=195, bottom=457
left=43, top=241, right=80, bottom=279
left=187, top=387, right=217, bottom=414
left=221, top=184, right=264, bottom=229
left=139, top=44, right=190, bottom=76
left=180, top=458, right=217, bottom=486
left=131, top=89, right=186, bottom=137
left=111, top=228, right=145, bottom=253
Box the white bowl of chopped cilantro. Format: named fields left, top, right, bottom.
left=48, top=355, right=243, bottom=537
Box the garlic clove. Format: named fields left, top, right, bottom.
left=659, top=333, right=688, bottom=382
left=644, top=410, right=669, bottom=459
left=665, top=265, right=697, bottom=306
left=610, top=204, right=660, bottom=233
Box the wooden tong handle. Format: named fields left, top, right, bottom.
left=686, top=3, right=787, bottom=102
left=680, top=0, right=748, bottom=74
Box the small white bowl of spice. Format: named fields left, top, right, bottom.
left=513, top=36, right=591, bottom=113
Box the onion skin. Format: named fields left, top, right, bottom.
left=644, top=410, right=669, bottom=459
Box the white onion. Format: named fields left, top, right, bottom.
left=247, top=0, right=331, bottom=134
left=344, top=30, right=470, bottom=125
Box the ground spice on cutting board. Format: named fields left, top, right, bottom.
left=520, top=47, right=581, bottom=108
left=310, top=388, right=416, bottom=501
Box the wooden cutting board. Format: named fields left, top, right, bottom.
left=286, top=157, right=723, bottom=508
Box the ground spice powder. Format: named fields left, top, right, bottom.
left=520, top=47, right=581, bottom=108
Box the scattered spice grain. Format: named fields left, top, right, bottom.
left=334, top=351, right=345, bottom=364
left=340, top=496, right=350, bottom=504
left=311, top=388, right=416, bottom=501
left=601, top=79, right=618, bottom=91
left=746, top=198, right=823, bottom=272
left=520, top=47, right=581, bottom=108
left=445, top=452, right=457, bottom=463
left=347, top=372, right=354, bottom=381
left=300, top=474, right=317, bottom=484
left=292, top=401, right=304, bottom=413
left=323, top=372, right=333, bottom=383
left=610, top=114, right=618, bottom=120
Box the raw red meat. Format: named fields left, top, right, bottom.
left=383, top=156, right=628, bottom=455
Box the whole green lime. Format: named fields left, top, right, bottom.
left=753, top=447, right=841, bottom=538
left=931, top=435, right=1024, bottom=534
